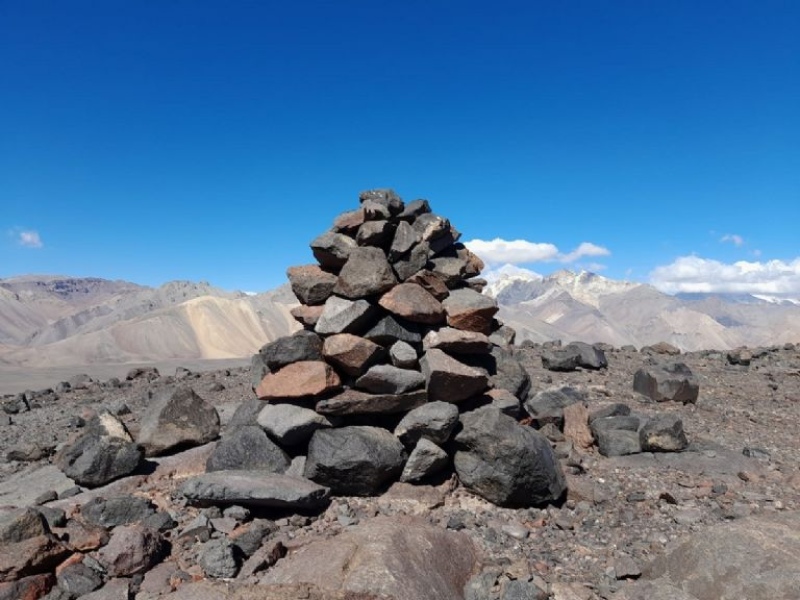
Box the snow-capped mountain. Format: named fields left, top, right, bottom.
left=489, top=268, right=800, bottom=351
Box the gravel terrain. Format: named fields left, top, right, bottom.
left=2, top=342, right=800, bottom=599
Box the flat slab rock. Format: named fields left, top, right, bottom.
left=180, top=471, right=331, bottom=510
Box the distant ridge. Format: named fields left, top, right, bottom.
left=0, top=275, right=299, bottom=368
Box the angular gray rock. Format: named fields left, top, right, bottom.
left=388, top=220, right=419, bottom=259
left=364, top=314, right=423, bottom=346
left=595, top=429, right=642, bottom=457
left=56, top=562, right=103, bottom=597
left=199, top=538, right=239, bottom=579
left=181, top=471, right=330, bottom=510
left=394, top=401, right=460, bottom=446
left=314, top=296, right=378, bottom=336
left=542, top=342, right=608, bottom=372
left=0, top=508, right=48, bottom=544
left=286, top=265, right=337, bottom=305
left=397, top=198, right=431, bottom=221
left=137, top=386, right=220, bottom=457
left=355, top=364, right=425, bottom=394
left=355, top=219, right=393, bottom=246
left=258, top=330, right=323, bottom=371
left=524, top=386, right=586, bottom=427
left=639, top=414, right=688, bottom=452
left=333, top=247, right=398, bottom=299
left=633, top=362, right=700, bottom=404
left=80, top=496, right=155, bottom=528
left=389, top=340, right=418, bottom=368
left=304, top=426, right=406, bottom=495
left=315, top=389, right=428, bottom=416
left=420, top=349, right=488, bottom=403
left=227, top=398, right=266, bottom=428
left=400, top=439, right=449, bottom=483
left=310, top=231, right=357, bottom=269
left=392, top=241, right=432, bottom=282
left=55, top=413, right=143, bottom=488
left=206, top=425, right=290, bottom=473
left=256, top=404, right=331, bottom=446
left=454, top=407, right=566, bottom=507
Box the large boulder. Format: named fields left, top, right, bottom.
left=304, top=426, right=406, bottom=495
left=260, top=517, right=479, bottom=600
left=137, top=386, right=221, bottom=457
left=453, top=407, right=566, bottom=507
left=634, top=362, right=699, bottom=404
left=614, top=512, right=800, bottom=600
left=55, top=412, right=142, bottom=487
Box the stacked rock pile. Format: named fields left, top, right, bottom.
left=242, top=189, right=566, bottom=507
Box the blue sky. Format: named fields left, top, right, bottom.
left=2, top=1, right=798, bottom=295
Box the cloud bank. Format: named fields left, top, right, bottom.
left=650, top=255, right=800, bottom=295
left=465, top=238, right=609, bottom=266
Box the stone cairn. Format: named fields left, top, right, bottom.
left=244, top=189, right=567, bottom=507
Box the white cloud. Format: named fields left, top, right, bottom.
left=720, top=234, right=744, bottom=247
left=465, top=238, right=610, bottom=265
left=16, top=230, right=43, bottom=248
left=650, top=255, right=800, bottom=294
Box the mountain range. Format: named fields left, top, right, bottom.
left=1, top=269, right=799, bottom=371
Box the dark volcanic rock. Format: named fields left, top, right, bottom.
left=97, top=524, right=165, bottom=577
left=633, top=362, right=700, bottom=404
left=639, top=414, right=688, bottom=452
left=364, top=315, right=423, bottom=346
left=394, top=401, right=460, bottom=446
left=55, top=413, right=142, bottom=487
left=304, top=426, right=406, bottom=496
left=400, top=438, right=450, bottom=482
left=206, top=425, right=290, bottom=473
left=310, top=231, right=357, bottom=269
left=378, top=283, right=445, bottom=325
left=542, top=342, right=608, bottom=372
left=314, top=296, right=378, bottom=336
left=315, top=389, right=428, bottom=416
left=137, top=386, right=221, bottom=457
left=355, top=364, right=425, bottom=394
left=524, top=386, right=586, bottom=427
left=256, top=404, right=332, bottom=446
left=441, top=287, right=498, bottom=334
left=81, top=496, right=156, bottom=528
left=454, top=407, right=566, bottom=507
left=258, top=330, right=323, bottom=371
left=333, top=247, right=398, bottom=299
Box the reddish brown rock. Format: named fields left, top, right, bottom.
left=97, top=525, right=165, bottom=577
left=332, top=208, right=366, bottom=234
left=378, top=283, right=445, bottom=325
left=290, top=304, right=324, bottom=329
left=322, top=334, right=385, bottom=377
left=420, top=349, right=489, bottom=403
left=52, top=521, right=109, bottom=552
left=406, top=269, right=450, bottom=301
left=260, top=516, right=479, bottom=600
left=286, top=265, right=337, bottom=306
left=256, top=361, right=341, bottom=401
left=0, top=535, right=69, bottom=583
left=441, top=288, right=498, bottom=334
left=0, top=573, right=54, bottom=600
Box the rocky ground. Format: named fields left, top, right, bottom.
left=2, top=341, right=800, bottom=599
